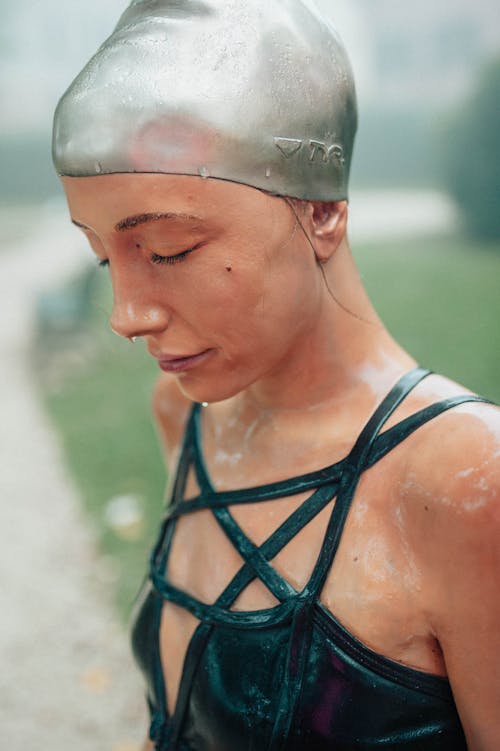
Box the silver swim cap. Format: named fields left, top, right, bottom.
left=53, top=0, right=357, bottom=201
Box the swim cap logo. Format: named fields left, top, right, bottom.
left=309, top=141, right=345, bottom=166
left=274, top=137, right=303, bottom=158
left=274, top=137, right=345, bottom=165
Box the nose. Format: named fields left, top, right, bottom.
left=110, top=301, right=170, bottom=340
left=109, top=274, right=170, bottom=340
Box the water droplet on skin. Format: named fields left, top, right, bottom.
left=199, top=166, right=210, bottom=178
left=94, top=161, right=103, bottom=174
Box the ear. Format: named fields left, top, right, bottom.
left=306, top=201, right=348, bottom=263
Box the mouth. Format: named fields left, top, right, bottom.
left=156, top=349, right=215, bottom=373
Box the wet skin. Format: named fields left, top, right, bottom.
left=62, top=174, right=500, bottom=750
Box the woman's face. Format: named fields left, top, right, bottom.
left=62, top=173, right=324, bottom=403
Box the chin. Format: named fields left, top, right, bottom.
left=175, top=370, right=254, bottom=405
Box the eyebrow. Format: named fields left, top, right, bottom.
left=71, top=212, right=204, bottom=234
left=114, top=212, right=204, bottom=232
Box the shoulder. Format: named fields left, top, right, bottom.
left=402, top=373, right=499, bottom=502
left=398, top=373, right=499, bottom=540
left=152, top=373, right=193, bottom=469
left=387, top=373, right=499, bottom=617
left=396, top=375, right=500, bottom=746
left=395, top=372, right=500, bottom=630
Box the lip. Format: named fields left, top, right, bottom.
left=156, top=348, right=214, bottom=373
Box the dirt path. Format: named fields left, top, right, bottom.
left=0, top=204, right=146, bottom=750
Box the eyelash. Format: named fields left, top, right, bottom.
left=150, top=248, right=195, bottom=265
left=97, top=247, right=196, bottom=269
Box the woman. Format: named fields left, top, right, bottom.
left=52, top=1, right=499, bottom=749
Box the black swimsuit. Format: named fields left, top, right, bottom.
left=131, top=367, right=491, bottom=750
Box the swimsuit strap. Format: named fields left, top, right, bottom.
left=191, top=404, right=215, bottom=496
left=171, top=406, right=198, bottom=505
left=366, top=393, right=494, bottom=468
left=304, top=366, right=432, bottom=599
left=305, top=385, right=494, bottom=601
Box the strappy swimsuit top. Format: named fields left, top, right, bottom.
left=131, top=367, right=492, bottom=750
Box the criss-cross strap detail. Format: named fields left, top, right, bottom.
left=151, top=366, right=494, bottom=626
left=212, top=485, right=338, bottom=609
left=150, top=484, right=338, bottom=627
left=158, top=483, right=339, bottom=748
left=147, top=365, right=495, bottom=750
left=211, top=506, right=298, bottom=601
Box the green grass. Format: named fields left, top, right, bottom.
left=41, top=234, right=500, bottom=621
left=354, top=235, right=500, bottom=401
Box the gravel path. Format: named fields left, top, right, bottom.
left=0, top=204, right=146, bottom=750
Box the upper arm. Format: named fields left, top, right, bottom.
left=413, top=404, right=500, bottom=749
left=152, top=373, right=193, bottom=474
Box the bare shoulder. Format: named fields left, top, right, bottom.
left=404, top=372, right=499, bottom=497
left=397, top=375, right=500, bottom=747
left=152, top=373, right=193, bottom=468
left=399, top=372, right=499, bottom=530
left=392, top=372, right=500, bottom=619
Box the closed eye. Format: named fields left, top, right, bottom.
left=96, top=246, right=198, bottom=269
left=150, top=247, right=197, bottom=265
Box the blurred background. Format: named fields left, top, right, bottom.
left=1, top=0, right=499, bottom=748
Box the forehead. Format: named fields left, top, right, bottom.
left=61, top=173, right=284, bottom=232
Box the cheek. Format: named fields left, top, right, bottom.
left=200, top=256, right=314, bottom=352
left=190, top=246, right=260, bottom=305
left=201, top=263, right=265, bottom=327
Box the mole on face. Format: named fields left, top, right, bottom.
left=226, top=265, right=232, bottom=272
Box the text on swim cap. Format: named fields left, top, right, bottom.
left=274, top=137, right=345, bottom=166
